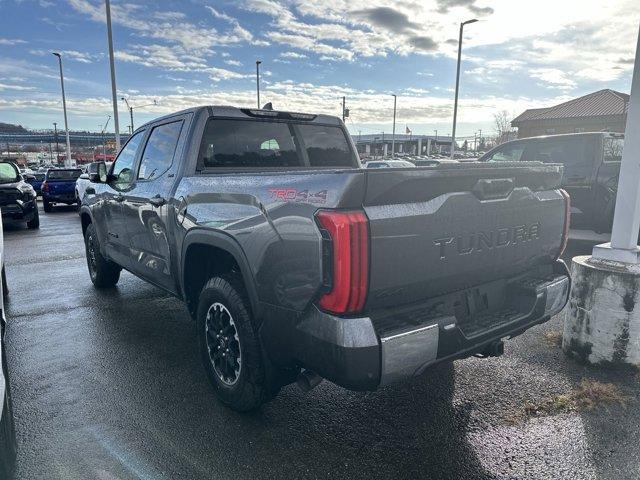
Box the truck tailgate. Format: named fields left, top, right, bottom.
left=362, top=163, right=565, bottom=310
left=47, top=181, right=76, bottom=195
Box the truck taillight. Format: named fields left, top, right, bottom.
left=557, top=189, right=571, bottom=260
left=41, top=181, right=49, bottom=193
left=315, top=210, right=369, bottom=315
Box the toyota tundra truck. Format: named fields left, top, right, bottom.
left=79, top=106, right=571, bottom=411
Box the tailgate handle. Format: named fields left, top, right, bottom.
left=472, top=178, right=514, bottom=200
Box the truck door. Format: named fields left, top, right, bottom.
left=120, top=116, right=187, bottom=293
left=532, top=136, right=595, bottom=229
left=103, top=130, right=146, bottom=268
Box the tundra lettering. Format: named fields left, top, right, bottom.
left=434, top=222, right=541, bottom=260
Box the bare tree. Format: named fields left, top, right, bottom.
left=493, top=110, right=513, bottom=145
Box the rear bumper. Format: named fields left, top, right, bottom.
left=0, top=200, right=37, bottom=222
left=288, top=261, right=570, bottom=390
left=43, top=193, right=76, bottom=204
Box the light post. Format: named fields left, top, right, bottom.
left=121, top=98, right=157, bottom=133
left=105, top=0, right=121, bottom=151
left=256, top=60, right=262, bottom=108
left=391, top=94, right=397, bottom=157
left=451, top=18, right=478, bottom=159
left=53, top=122, right=59, bottom=159
left=52, top=53, right=72, bottom=167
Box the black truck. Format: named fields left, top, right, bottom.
left=80, top=106, right=571, bottom=411
left=480, top=132, right=624, bottom=232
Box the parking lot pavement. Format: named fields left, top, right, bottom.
left=2, top=204, right=639, bottom=480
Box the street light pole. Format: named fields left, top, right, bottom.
left=105, top=0, right=121, bottom=152
left=342, top=96, right=346, bottom=122
left=451, top=18, right=478, bottom=159
left=53, top=122, right=59, bottom=159
left=256, top=60, right=262, bottom=108
left=120, top=98, right=156, bottom=133
left=391, top=94, right=397, bottom=157
left=52, top=53, right=72, bottom=167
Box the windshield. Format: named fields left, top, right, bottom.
left=46, top=169, right=82, bottom=181
left=199, top=119, right=357, bottom=169
left=0, top=163, right=19, bottom=184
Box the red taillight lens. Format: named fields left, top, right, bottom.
left=41, top=181, right=48, bottom=193
left=315, top=210, right=369, bottom=315
left=557, top=189, right=571, bottom=260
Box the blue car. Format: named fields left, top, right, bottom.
left=41, top=168, right=82, bottom=213
left=25, top=172, right=45, bottom=195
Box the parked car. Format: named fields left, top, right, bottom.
left=0, top=161, right=39, bottom=229
left=41, top=168, right=83, bottom=212
left=479, top=132, right=624, bottom=232
left=25, top=172, right=45, bottom=195
left=364, top=159, right=416, bottom=168
left=79, top=106, right=570, bottom=411
left=0, top=218, right=17, bottom=477
left=75, top=162, right=110, bottom=204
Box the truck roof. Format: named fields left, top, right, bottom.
left=138, top=105, right=342, bottom=131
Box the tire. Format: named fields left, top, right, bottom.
left=0, top=371, right=16, bottom=479
left=26, top=208, right=39, bottom=229
left=1, top=267, right=7, bottom=299
left=84, top=223, right=121, bottom=288
left=43, top=200, right=52, bottom=213
left=197, top=274, right=277, bottom=411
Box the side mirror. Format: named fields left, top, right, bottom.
left=89, top=162, right=108, bottom=183
left=79, top=173, right=89, bottom=180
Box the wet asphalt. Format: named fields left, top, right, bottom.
left=2, top=204, right=639, bottom=480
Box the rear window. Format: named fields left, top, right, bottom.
left=198, top=118, right=356, bottom=169
left=47, top=169, right=82, bottom=181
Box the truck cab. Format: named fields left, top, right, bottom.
left=480, top=132, right=623, bottom=232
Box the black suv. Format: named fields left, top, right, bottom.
left=480, top=132, right=623, bottom=232
left=0, top=161, right=39, bottom=229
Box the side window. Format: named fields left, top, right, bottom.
left=487, top=144, right=525, bottom=162
left=535, top=138, right=591, bottom=179
left=111, top=130, right=144, bottom=189
left=260, top=139, right=280, bottom=150
left=603, top=137, right=624, bottom=163
left=138, top=121, right=183, bottom=180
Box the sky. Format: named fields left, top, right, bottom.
left=0, top=0, right=639, bottom=139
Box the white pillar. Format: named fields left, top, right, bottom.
left=383, top=144, right=388, bottom=156
left=563, top=23, right=640, bottom=367
left=418, top=138, right=423, bottom=155
left=592, top=25, right=640, bottom=263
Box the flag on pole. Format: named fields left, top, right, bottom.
left=405, top=125, right=412, bottom=134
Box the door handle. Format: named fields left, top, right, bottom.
left=149, top=195, right=166, bottom=207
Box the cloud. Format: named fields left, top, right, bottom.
left=0, top=38, right=27, bottom=45
left=409, top=36, right=438, bottom=52
left=0, top=83, right=36, bottom=91
left=350, top=7, right=420, bottom=34
left=436, top=0, right=494, bottom=16
left=224, top=59, right=243, bottom=67
left=529, top=68, right=577, bottom=90
left=29, top=49, right=100, bottom=64
left=68, top=0, right=254, bottom=54
left=280, top=51, right=307, bottom=59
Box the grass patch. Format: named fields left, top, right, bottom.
left=507, top=379, right=628, bottom=425
left=543, top=330, right=563, bottom=348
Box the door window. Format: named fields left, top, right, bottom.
left=138, top=121, right=183, bottom=180
left=486, top=143, right=525, bottom=162
left=603, top=137, right=624, bottom=163
left=534, top=138, right=590, bottom=178
left=111, top=131, right=144, bottom=189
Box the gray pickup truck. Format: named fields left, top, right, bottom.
left=79, top=106, right=571, bottom=411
